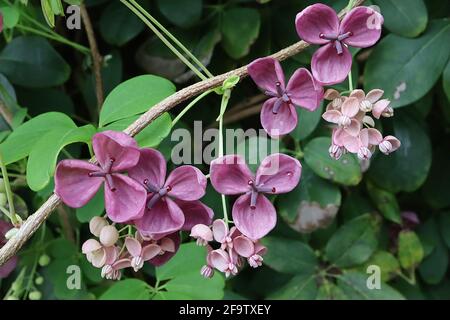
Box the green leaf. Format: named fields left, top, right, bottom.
left=277, top=165, right=341, bottom=233
left=100, top=279, right=151, bottom=300
left=102, top=113, right=172, bottom=148
left=261, top=237, right=318, bottom=275
left=0, top=112, right=76, bottom=165
left=99, top=1, right=145, bottom=46
left=368, top=112, right=431, bottom=193
left=316, top=279, right=347, bottom=300
left=156, top=0, right=203, bottom=28
left=325, top=214, right=378, bottom=268
left=398, top=231, right=424, bottom=270
left=0, top=4, right=20, bottom=29
left=444, top=60, right=450, bottom=103
left=99, top=75, right=176, bottom=126
left=418, top=218, right=449, bottom=284
left=290, top=103, right=323, bottom=141
left=373, top=0, right=428, bottom=37
left=155, top=243, right=225, bottom=300
left=0, top=36, right=71, bottom=88
left=364, top=19, right=450, bottom=108
left=423, top=147, right=450, bottom=209
left=304, top=137, right=362, bottom=186
left=76, top=187, right=105, bottom=223
left=26, top=124, right=96, bottom=191
left=337, top=272, right=405, bottom=300
left=41, top=0, right=55, bottom=28
left=363, top=251, right=400, bottom=282
left=438, top=212, right=450, bottom=249
left=268, top=274, right=318, bottom=299
left=221, top=8, right=261, bottom=59
left=366, top=181, right=401, bottom=223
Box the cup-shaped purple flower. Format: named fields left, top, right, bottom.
left=55, top=131, right=147, bottom=223
left=128, top=148, right=212, bottom=240
left=296, top=4, right=383, bottom=85
left=210, top=154, right=301, bottom=240
left=248, top=57, right=323, bottom=138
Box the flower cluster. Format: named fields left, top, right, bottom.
left=82, top=216, right=179, bottom=280
left=55, top=131, right=212, bottom=278
left=191, top=219, right=267, bottom=278
left=323, top=88, right=401, bottom=161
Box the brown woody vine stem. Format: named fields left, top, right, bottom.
left=0, top=0, right=365, bottom=266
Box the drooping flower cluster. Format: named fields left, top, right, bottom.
left=323, top=89, right=401, bottom=161
left=296, top=4, right=383, bottom=85
left=191, top=219, right=267, bottom=278
left=82, top=216, right=179, bottom=280
left=55, top=131, right=212, bottom=278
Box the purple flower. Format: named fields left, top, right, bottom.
left=248, top=57, right=323, bottom=138
left=55, top=131, right=147, bottom=223
left=128, top=148, right=212, bottom=240
left=0, top=220, right=18, bottom=278
left=210, top=154, right=301, bottom=240
left=296, top=4, right=383, bottom=85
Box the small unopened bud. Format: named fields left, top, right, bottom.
left=200, top=265, right=214, bottom=278
left=379, top=140, right=393, bottom=155
left=38, top=254, right=51, bottom=267
left=89, top=216, right=109, bottom=237
left=35, top=276, right=44, bottom=285
left=29, top=291, right=42, bottom=300
left=329, top=145, right=343, bottom=160
left=5, top=227, right=19, bottom=240
left=0, top=193, right=7, bottom=207
left=357, top=147, right=372, bottom=160
left=99, top=225, right=119, bottom=247
left=360, top=100, right=373, bottom=112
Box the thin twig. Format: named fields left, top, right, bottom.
left=0, top=0, right=365, bottom=266
left=80, top=4, right=104, bottom=110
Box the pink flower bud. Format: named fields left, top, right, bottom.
left=200, top=265, right=214, bottom=278
left=99, top=225, right=119, bottom=247
left=357, top=147, right=372, bottom=160
left=379, top=135, right=401, bottom=155
left=89, top=216, right=109, bottom=237
left=248, top=254, right=263, bottom=268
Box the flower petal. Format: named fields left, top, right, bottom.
left=125, top=237, right=142, bottom=257
left=0, top=256, right=18, bottom=278
left=175, top=200, right=214, bottom=231
left=54, top=160, right=103, bottom=208
left=260, top=98, right=298, bottom=138
left=349, top=89, right=366, bottom=101
left=148, top=233, right=180, bottom=266
left=128, top=148, right=166, bottom=190
left=286, top=68, right=322, bottom=111
left=142, top=244, right=161, bottom=261
left=93, top=131, right=140, bottom=171
left=247, top=57, right=285, bottom=93
left=135, top=197, right=185, bottom=240
left=367, top=128, right=383, bottom=145
left=82, top=239, right=102, bottom=254
left=233, top=236, right=255, bottom=258
left=341, top=97, right=360, bottom=117
left=344, top=119, right=362, bottom=136
left=256, top=153, right=302, bottom=194
left=332, top=127, right=348, bottom=147
left=232, top=193, right=276, bottom=240
left=366, top=89, right=384, bottom=103
left=165, top=166, right=207, bottom=201
left=372, top=99, right=391, bottom=119
left=210, top=249, right=230, bottom=272
left=342, top=134, right=360, bottom=153
left=210, top=154, right=253, bottom=195
left=385, top=135, right=401, bottom=151
left=190, top=224, right=214, bottom=242
left=312, top=43, right=352, bottom=86
left=295, top=3, right=340, bottom=45
left=322, top=109, right=342, bottom=124
left=104, top=174, right=147, bottom=223
left=340, top=6, right=383, bottom=48
left=212, top=219, right=229, bottom=243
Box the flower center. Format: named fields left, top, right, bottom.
left=247, top=180, right=276, bottom=209
left=319, top=31, right=353, bottom=55
left=88, top=158, right=116, bottom=192
left=264, top=82, right=292, bottom=114
left=146, top=184, right=172, bottom=210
